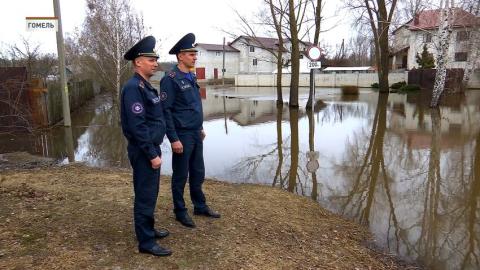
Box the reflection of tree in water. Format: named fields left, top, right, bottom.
left=334, top=95, right=480, bottom=269
left=74, top=98, right=129, bottom=167
left=319, top=102, right=370, bottom=123
left=333, top=93, right=389, bottom=225
left=230, top=105, right=312, bottom=196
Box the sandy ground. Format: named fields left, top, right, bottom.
left=0, top=153, right=419, bottom=269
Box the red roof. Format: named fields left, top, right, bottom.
left=195, top=43, right=240, bottom=52
left=408, top=8, right=479, bottom=31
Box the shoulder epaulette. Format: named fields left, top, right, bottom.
left=168, top=71, right=176, bottom=78
left=139, top=80, right=145, bottom=89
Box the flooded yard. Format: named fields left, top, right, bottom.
left=1, top=86, right=479, bottom=270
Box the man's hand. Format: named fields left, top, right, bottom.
left=171, top=140, right=183, bottom=154
left=201, top=130, right=206, bottom=141
left=150, top=156, right=162, bottom=169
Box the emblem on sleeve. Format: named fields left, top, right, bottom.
left=160, top=91, right=168, bottom=101
left=168, top=72, right=176, bottom=78
left=131, top=102, right=144, bottom=114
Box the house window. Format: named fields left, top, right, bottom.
left=456, top=31, right=469, bottom=42
left=215, top=51, right=221, bottom=56
left=424, top=33, right=432, bottom=43
left=253, top=58, right=258, bottom=66
left=299, top=54, right=304, bottom=59
left=249, top=46, right=255, bottom=52
left=454, top=52, right=468, bottom=61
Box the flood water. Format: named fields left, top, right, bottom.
left=1, top=86, right=480, bottom=270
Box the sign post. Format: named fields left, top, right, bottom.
left=306, top=46, right=322, bottom=171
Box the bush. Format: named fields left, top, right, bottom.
left=371, top=82, right=379, bottom=88
left=399, top=84, right=421, bottom=92
left=391, top=81, right=406, bottom=89
left=341, top=85, right=359, bottom=95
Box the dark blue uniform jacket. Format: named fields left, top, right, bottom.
left=121, top=73, right=166, bottom=160
left=160, top=66, right=203, bottom=142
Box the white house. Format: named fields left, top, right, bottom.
left=194, top=36, right=318, bottom=79
left=392, top=8, right=479, bottom=71
left=194, top=43, right=240, bottom=80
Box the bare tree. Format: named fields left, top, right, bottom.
left=232, top=0, right=289, bottom=105
left=347, top=34, right=373, bottom=66
left=268, top=0, right=288, bottom=105
left=346, top=0, right=399, bottom=92
left=5, top=37, right=57, bottom=82
left=76, top=0, right=147, bottom=109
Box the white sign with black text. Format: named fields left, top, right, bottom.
left=307, top=61, right=321, bottom=69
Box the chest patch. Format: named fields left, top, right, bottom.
left=151, top=97, right=160, bottom=104
left=131, top=102, right=144, bottom=114
left=139, top=81, right=145, bottom=89
left=180, top=84, right=191, bottom=90
left=160, top=91, right=167, bottom=101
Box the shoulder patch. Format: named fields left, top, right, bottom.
left=168, top=71, right=176, bottom=78
left=160, top=91, right=168, bottom=101
left=139, top=81, right=145, bottom=89
left=131, top=102, right=144, bottom=114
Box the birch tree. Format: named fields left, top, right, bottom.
left=77, top=0, right=147, bottom=109
left=431, top=0, right=455, bottom=107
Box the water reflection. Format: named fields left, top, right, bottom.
left=1, top=87, right=480, bottom=269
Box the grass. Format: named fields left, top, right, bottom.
left=341, top=85, right=360, bottom=95
left=0, top=162, right=418, bottom=269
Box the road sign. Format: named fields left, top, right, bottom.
left=307, top=46, right=322, bottom=60
left=307, top=61, right=321, bottom=69
left=26, top=17, right=58, bottom=32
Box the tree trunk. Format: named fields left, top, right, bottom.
left=272, top=103, right=284, bottom=187
left=288, top=107, right=299, bottom=192
left=288, top=0, right=299, bottom=108
left=276, top=48, right=283, bottom=105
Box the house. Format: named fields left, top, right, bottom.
left=194, top=35, right=318, bottom=79
left=392, top=8, right=479, bottom=71
left=194, top=43, right=240, bottom=79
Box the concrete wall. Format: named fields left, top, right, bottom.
left=235, top=72, right=409, bottom=87
left=235, top=71, right=480, bottom=88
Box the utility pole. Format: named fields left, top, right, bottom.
left=53, top=0, right=71, bottom=126
left=222, top=37, right=226, bottom=86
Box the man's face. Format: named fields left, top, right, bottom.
left=178, top=52, right=197, bottom=69
left=134, top=56, right=158, bottom=77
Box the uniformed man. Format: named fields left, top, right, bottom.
left=160, top=33, right=220, bottom=228
left=121, top=36, right=172, bottom=256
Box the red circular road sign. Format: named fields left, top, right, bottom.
left=307, top=46, right=321, bottom=61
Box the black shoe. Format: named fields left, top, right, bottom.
left=194, top=207, right=221, bottom=218
left=139, top=244, right=172, bottom=257
left=154, top=228, right=169, bottom=239
left=175, top=213, right=196, bottom=228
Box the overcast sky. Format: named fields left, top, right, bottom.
left=0, top=0, right=352, bottom=61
